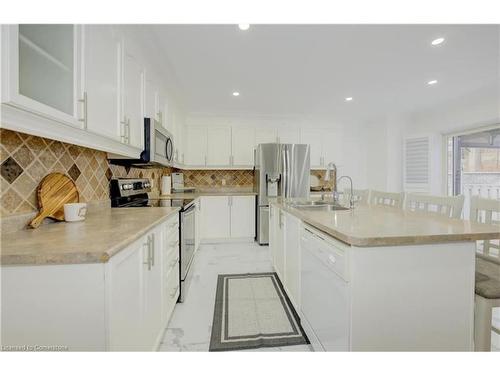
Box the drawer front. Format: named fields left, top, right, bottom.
left=165, top=261, right=180, bottom=309
left=164, top=247, right=179, bottom=279
left=165, top=215, right=179, bottom=237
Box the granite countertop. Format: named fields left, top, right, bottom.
left=273, top=200, right=500, bottom=247
left=1, top=207, right=180, bottom=266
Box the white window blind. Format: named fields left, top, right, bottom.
left=404, top=136, right=430, bottom=192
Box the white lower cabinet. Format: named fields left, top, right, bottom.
left=200, top=195, right=255, bottom=241
left=1, top=214, right=180, bottom=351
left=283, top=212, right=301, bottom=309
left=200, top=196, right=231, bottom=239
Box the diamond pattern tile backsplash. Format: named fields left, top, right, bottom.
left=182, top=169, right=253, bottom=189
left=0, top=129, right=172, bottom=216
left=0, top=129, right=254, bottom=216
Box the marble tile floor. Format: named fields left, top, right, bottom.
left=158, top=241, right=313, bottom=352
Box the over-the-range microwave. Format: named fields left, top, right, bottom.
left=108, top=118, right=174, bottom=168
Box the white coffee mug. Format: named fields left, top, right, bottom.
left=64, top=203, right=87, bottom=222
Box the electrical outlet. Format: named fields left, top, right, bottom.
left=222, top=178, right=226, bottom=186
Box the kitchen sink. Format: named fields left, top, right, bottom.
left=290, top=201, right=350, bottom=210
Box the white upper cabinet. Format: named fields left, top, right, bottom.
left=2, top=24, right=82, bottom=126
left=255, top=127, right=278, bottom=145
left=82, top=25, right=121, bottom=141
left=143, top=71, right=158, bottom=120
left=232, top=127, right=255, bottom=166
left=121, top=40, right=144, bottom=150
left=277, top=127, right=300, bottom=144
left=185, top=127, right=207, bottom=166
left=301, top=129, right=324, bottom=167
left=206, top=127, right=232, bottom=166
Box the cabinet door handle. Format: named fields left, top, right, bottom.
left=143, top=241, right=151, bottom=271
left=120, top=117, right=127, bottom=143
left=150, top=233, right=155, bottom=267
left=126, top=118, right=131, bottom=144
left=78, top=91, right=88, bottom=129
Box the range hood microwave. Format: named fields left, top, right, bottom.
left=108, top=118, right=174, bottom=168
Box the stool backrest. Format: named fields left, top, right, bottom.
left=370, top=190, right=404, bottom=208
left=404, top=193, right=465, bottom=219
left=470, top=196, right=500, bottom=264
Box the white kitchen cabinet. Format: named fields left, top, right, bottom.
left=1, top=24, right=82, bottom=127
left=255, top=127, right=278, bottom=145
left=107, top=236, right=145, bottom=351
left=142, top=227, right=163, bottom=349
left=121, top=41, right=144, bottom=149
left=195, top=199, right=201, bottom=251
left=231, top=127, right=255, bottom=166
left=300, top=129, right=324, bottom=167
left=160, top=215, right=180, bottom=327
left=206, top=127, right=232, bottom=166
left=200, top=196, right=231, bottom=239
left=284, top=212, right=301, bottom=309
left=143, top=71, right=158, bottom=120
left=200, top=195, right=255, bottom=241
left=82, top=25, right=121, bottom=141
left=185, top=127, right=207, bottom=166
left=270, top=206, right=286, bottom=281
left=230, top=196, right=256, bottom=238
left=1, top=215, right=180, bottom=351
left=277, top=128, right=300, bottom=144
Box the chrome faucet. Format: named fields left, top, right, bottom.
left=323, top=162, right=355, bottom=209
left=338, top=175, right=355, bottom=209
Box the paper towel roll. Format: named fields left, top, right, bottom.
left=161, top=175, right=171, bottom=196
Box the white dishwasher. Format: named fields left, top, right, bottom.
left=300, top=226, right=350, bottom=351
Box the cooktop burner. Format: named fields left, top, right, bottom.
left=110, top=178, right=193, bottom=209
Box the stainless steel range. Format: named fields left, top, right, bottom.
left=110, top=178, right=195, bottom=302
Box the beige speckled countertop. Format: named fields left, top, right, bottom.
left=273, top=200, right=500, bottom=247
left=1, top=207, right=179, bottom=266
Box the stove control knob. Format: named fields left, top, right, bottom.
left=122, top=184, right=133, bottom=190
left=143, top=182, right=151, bottom=189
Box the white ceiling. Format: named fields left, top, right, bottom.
left=151, top=24, right=499, bottom=122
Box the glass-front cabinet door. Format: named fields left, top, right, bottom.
left=1, top=24, right=82, bottom=127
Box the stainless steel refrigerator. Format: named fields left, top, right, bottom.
left=254, top=143, right=310, bottom=245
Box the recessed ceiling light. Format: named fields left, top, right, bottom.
left=431, top=37, right=445, bottom=46
left=232, top=92, right=240, bottom=97
left=345, top=97, right=353, bottom=101
left=238, top=24, right=250, bottom=31
left=427, top=80, right=438, bottom=85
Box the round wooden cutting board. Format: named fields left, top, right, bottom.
left=29, top=173, right=80, bottom=228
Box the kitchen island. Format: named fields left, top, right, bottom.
left=269, top=199, right=500, bottom=351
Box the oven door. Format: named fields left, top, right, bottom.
left=180, top=204, right=196, bottom=281
left=153, top=122, right=174, bottom=164
left=179, top=203, right=196, bottom=302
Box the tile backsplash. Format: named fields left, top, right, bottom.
left=182, top=169, right=253, bottom=189
left=0, top=129, right=171, bottom=216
